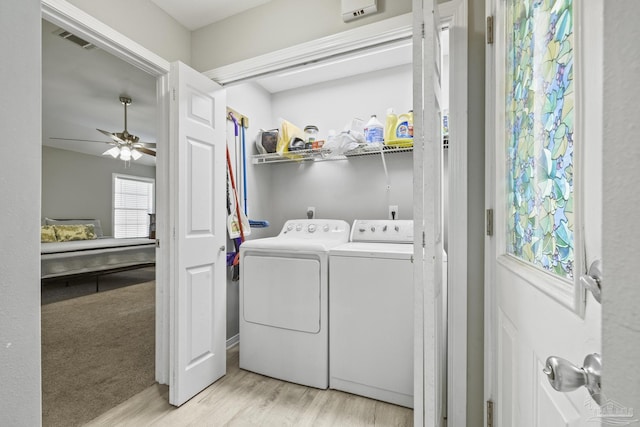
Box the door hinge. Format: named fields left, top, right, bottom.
left=487, top=400, right=494, bottom=427
left=155, top=239, right=160, bottom=248
left=486, top=208, right=494, bottom=236
left=422, top=230, right=426, bottom=248
left=172, top=87, right=176, bottom=101
left=486, top=16, right=494, bottom=44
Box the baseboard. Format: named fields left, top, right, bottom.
left=226, top=334, right=239, bottom=349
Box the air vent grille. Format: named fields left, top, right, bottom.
left=56, top=30, right=96, bottom=50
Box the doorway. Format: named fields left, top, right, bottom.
left=40, top=9, right=163, bottom=424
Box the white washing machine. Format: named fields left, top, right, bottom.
left=239, top=219, right=350, bottom=389
left=329, top=219, right=414, bottom=407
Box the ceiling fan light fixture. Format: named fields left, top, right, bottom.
left=120, top=145, right=132, bottom=161
left=103, top=146, right=120, bottom=158
left=131, top=149, right=143, bottom=160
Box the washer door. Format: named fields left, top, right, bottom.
left=243, top=254, right=321, bottom=333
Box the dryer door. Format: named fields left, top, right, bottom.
left=243, top=254, right=321, bottom=333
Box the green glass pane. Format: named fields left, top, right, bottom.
left=506, top=0, right=575, bottom=280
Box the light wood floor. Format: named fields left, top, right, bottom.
left=86, top=345, right=413, bottom=426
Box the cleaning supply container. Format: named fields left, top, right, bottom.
left=304, top=125, right=319, bottom=149
left=392, top=110, right=414, bottom=147
left=384, top=108, right=398, bottom=145
left=364, top=115, right=384, bottom=148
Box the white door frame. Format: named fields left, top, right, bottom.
left=41, top=0, right=172, bottom=384
left=438, top=1, right=468, bottom=425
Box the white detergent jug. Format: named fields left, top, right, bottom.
left=364, top=114, right=384, bottom=147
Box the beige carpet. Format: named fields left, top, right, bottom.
left=41, top=280, right=156, bottom=427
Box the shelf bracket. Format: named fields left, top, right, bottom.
left=226, top=106, right=249, bottom=129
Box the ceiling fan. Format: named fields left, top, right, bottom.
left=51, top=96, right=156, bottom=161
left=98, top=96, right=156, bottom=161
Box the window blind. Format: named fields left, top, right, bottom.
left=113, top=174, right=155, bottom=238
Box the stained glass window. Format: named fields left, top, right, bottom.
left=505, top=0, right=574, bottom=279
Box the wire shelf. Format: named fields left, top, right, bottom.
left=251, top=145, right=413, bottom=164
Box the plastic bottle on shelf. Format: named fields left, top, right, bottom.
left=304, top=125, right=319, bottom=149
left=364, top=114, right=384, bottom=147
left=384, top=108, right=398, bottom=145
left=395, top=110, right=414, bottom=147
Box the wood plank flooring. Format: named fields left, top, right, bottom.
left=86, top=345, right=413, bottom=426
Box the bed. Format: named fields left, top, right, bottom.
left=40, top=218, right=156, bottom=291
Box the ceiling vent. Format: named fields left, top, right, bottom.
left=55, top=29, right=97, bottom=50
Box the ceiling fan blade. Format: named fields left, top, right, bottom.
left=136, top=147, right=156, bottom=157
left=50, top=137, right=113, bottom=144
left=132, top=141, right=157, bottom=148
left=97, top=128, right=125, bottom=143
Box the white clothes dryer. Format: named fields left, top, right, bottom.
left=329, top=219, right=414, bottom=407
left=239, top=219, right=350, bottom=389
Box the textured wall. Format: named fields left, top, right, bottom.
left=602, top=0, right=640, bottom=416
left=191, top=0, right=412, bottom=71
left=0, top=0, right=43, bottom=425
left=42, top=147, right=156, bottom=237
left=66, top=0, right=191, bottom=64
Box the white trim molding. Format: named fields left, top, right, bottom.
left=203, top=13, right=412, bottom=86
left=445, top=2, right=469, bottom=425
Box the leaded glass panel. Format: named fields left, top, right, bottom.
left=505, top=0, right=575, bottom=279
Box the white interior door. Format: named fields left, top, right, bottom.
left=413, top=0, right=444, bottom=425
left=486, top=1, right=603, bottom=425
left=169, top=61, right=227, bottom=406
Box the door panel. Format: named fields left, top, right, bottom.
left=169, top=61, right=226, bottom=406
left=487, top=1, right=602, bottom=425
left=243, top=255, right=321, bottom=332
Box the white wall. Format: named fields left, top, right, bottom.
left=66, top=0, right=191, bottom=64
left=267, top=64, right=414, bottom=230
left=42, top=146, right=156, bottom=236
left=191, top=0, right=413, bottom=71
left=0, top=0, right=42, bottom=425
left=602, top=0, right=640, bottom=415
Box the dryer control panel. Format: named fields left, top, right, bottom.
left=280, top=219, right=350, bottom=241
left=350, top=219, right=414, bottom=243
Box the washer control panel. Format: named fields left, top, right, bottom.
left=280, top=219, right=350, bottom=240
left=350, top=219, right=414, bottom=243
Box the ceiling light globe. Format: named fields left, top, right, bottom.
left=120, top=146, right=132, bottom=161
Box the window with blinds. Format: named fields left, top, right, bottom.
left=113, top=174, right=155, bottom=239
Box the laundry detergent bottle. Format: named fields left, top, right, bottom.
left=395, top=110, right=414, bottom=147
left=364, top=114, right=384, bottom=147
left=384, top=108, right=398, bottom=145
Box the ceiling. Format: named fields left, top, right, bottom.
left=42, top=2, right=411, bottom=166
left=42, top=19, right=158, bottom=166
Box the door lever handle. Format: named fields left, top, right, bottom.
left=580, top=260, right=602, bottom=303
left=543, top=353, right=602, bottom=405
